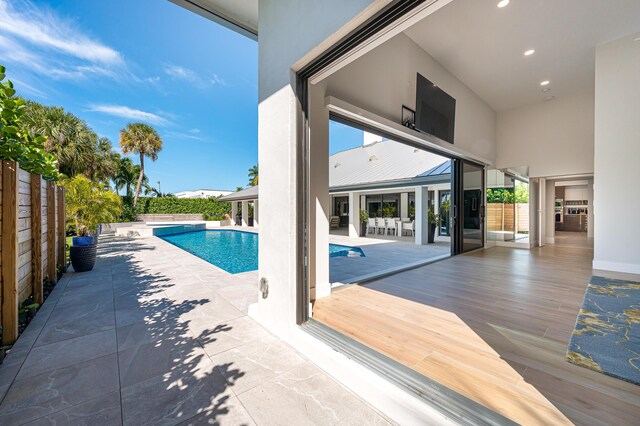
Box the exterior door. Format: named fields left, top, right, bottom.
left=453, top=159, right=485, bottom=253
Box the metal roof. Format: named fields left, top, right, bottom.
left=220, top=141, right=451, bottom=201
left=418, top=161, right=452, bottom=177
left=219, top=185, right=258, bottom=201
left=330, top=141, right=449, bottom=187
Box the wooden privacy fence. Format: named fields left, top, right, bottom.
left=1, top=160, right=66, bottom=345
left=487, top=203, right=529, bottom=234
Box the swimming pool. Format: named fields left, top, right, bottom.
left=160, top=230, right=364, bottom=274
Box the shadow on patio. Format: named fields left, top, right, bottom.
left=0, top=237, right=249, bottom=425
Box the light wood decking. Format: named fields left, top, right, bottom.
left=314, top=245, right=640, bottom=425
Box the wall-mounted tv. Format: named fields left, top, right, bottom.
left=415, top=73, right=456, bottom=144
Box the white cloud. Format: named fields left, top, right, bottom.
left=87, top=104, right=169, bottom=126
left=163, top=64, right=229, bottom=89
left=165, top=130, right=207, bottom=142
left=164, top=64, right=198, bottom=82
left=0, top=0, right=122, bottom=65
left=210, top=73, right=228, bottom=86
left=188, top=128, right=200, bottom=134
left=0, top=0, right=129, bottom=85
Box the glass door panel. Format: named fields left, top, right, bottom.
left=461, top=161, right=484, bottom=252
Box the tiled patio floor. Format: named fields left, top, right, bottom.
left=329, top=233, right=450, bottom=283
left=0, top=236, right=391, bottom=425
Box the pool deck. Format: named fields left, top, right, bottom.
left=0, top=235, right=391, bottom=425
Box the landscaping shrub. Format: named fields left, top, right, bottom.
left=122, top=196, right=231, bottom=221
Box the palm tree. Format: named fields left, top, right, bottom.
left=119, top=123, right=163, bottom=208
left=248, top=164, right=258, bottom=186
left=85, top=137, right=119, bottom=183
left=22, top=101, right=97, bottom=177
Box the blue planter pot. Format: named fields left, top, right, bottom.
left=72, top=236, right=94, bottom=246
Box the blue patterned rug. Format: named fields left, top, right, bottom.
left=567, top=276, right=640, bottom=385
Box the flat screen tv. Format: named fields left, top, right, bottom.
left=415, top=73, right=456, bottom=144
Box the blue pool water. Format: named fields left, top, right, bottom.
left=160, top=230, right=364, bottom=274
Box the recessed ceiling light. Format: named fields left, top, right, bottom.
left=524, top=49, right=535, bottom=56
left=541, top=87, right=551, bottom=92
left=635, top=36, right=640, bottom=42
left=540, top=80, right=550, bottom=86
left=497, top=0, right=510, bottom=8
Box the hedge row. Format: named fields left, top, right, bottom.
left=121, top=196, right=231, bottom=221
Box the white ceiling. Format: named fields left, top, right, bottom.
left=404, top=0, right=640, bottom=111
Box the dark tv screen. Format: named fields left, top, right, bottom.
left=415, top=73, right=456, bottom=144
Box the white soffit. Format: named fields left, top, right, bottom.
left=404, top=0, right=640, bottom=111
left=170, top=0, right=258, bottom=40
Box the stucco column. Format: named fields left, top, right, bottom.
left=415, top=186, right=429, bottom=245
left=308, top=80, right=330, bottom=300
left=348, top=191, right=361, bottom=238
left=241, top=200, right=249, bottom=227
left=400, top=192, right=408, bottom=218
left=231, top=201, right=238, bottom=226
left=253, top=199, right=259, bottom=228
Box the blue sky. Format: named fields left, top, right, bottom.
left=0, top=0, right=258, bottom=193
left=0, top=0, right=365, bottom=193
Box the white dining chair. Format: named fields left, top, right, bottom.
left=375, top=217, right=385, bottom=235
left=367, top=218, right=376, bottom=235
left=402, top=220, right=415, bottom=237
left=386, top=218, right=397, bottom=236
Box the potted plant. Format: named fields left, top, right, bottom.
left=65, top=175, right=122, bottom=272
left=427, top=206, right=441, bottom=244
left=359, top=209, right=369, bottom=237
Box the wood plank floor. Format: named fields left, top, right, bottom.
left=314, top=246, right=640, bottom=425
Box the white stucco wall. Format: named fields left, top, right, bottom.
left=324, top=33, right=497, bottom=163
left=255, top=0, right=380, bottom=334
left=496, top=90, right=595, bottom=178
left=593, top=33, right=640, bottom=274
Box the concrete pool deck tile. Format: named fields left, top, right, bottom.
left=208, top=335, right=307, bottom=395
left=190, top=316, right=271, bottom=358
left=23, top=390, right=123, bottom=426
left=0, top=235, right=392, bottom=426
left=34, top=300, right=116, bottom=347
left=118, top=336, right=207, bottom=388
left=175, top=395, right=256, bottom=426
left=177, top=297, right=245, bottom=325
left=16, top=329, right=117, bottom=381
left=0, top=354, right=120, bottom=425
left=237, top=362, right=391, bottom=426
left=120, top=357, right=234, bottom=426
left=114, top=299, right=181, bottom=328
left=116, top=319, right=194, bottom=352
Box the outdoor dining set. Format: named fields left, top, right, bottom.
left=367, top=217, right=415, bottom=237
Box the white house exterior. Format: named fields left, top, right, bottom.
left=174, top=189, right=233, bottom=199
left=172, top=1, right=640, bottom=423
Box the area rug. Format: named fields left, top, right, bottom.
left=567, top=276, right=640, bottom=385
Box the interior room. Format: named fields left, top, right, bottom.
left=305, top=0, right=640, bottom=424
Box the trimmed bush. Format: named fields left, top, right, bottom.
left=120, top=196, right=231, bottom=221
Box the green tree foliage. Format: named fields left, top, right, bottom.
left=131, top=196, right=231, bottom=221
left=487, top=184, right=529, bottom=204
left=248, top=164, right=258, bottom=187
left=119, top=123, right=163, bottom=208
left=23, top=101, right=97, bottom=177
left=65, top=175, right=123, bottom=236
left=0, top=65, right=59, bottom=180
left=114, top=157, right=147, bottom=197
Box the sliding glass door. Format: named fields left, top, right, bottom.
left=453, top=159, right=485, bottom=253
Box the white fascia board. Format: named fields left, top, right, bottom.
left=169, top=0, right=258, bottom=40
